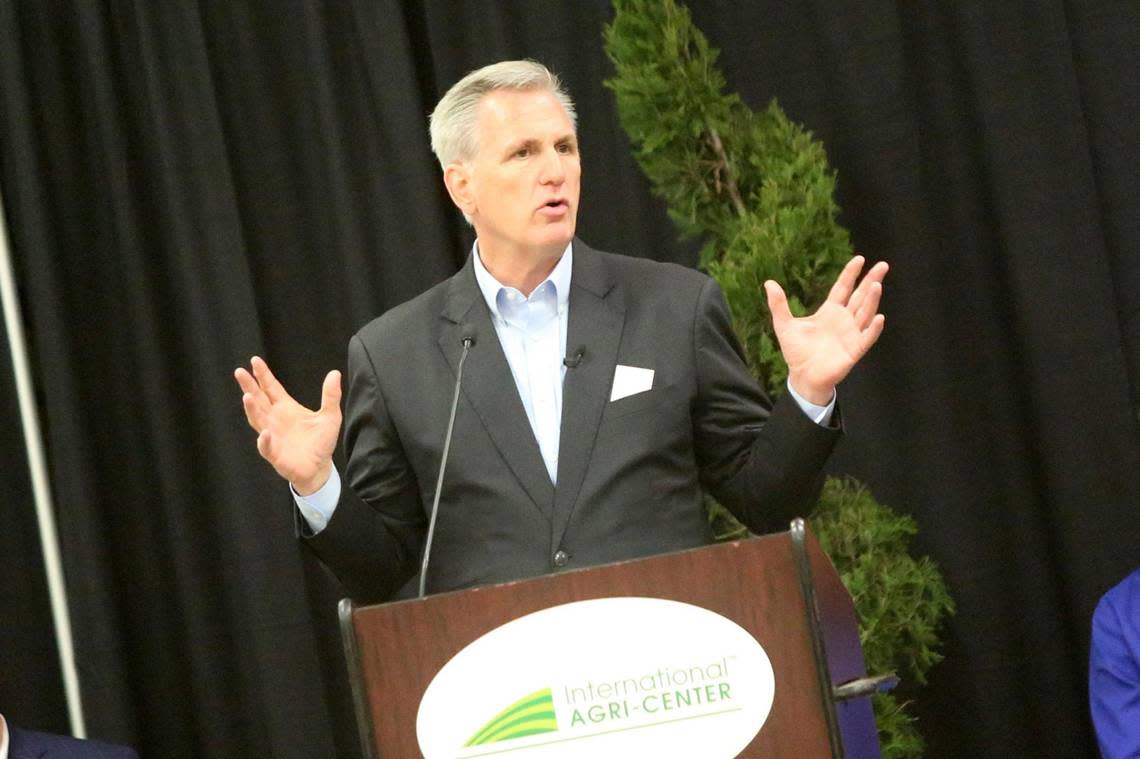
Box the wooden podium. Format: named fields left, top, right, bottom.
left=340, top=519, right=883, bottom=758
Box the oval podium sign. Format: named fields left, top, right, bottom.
left=416, top=597, right=775, bottom=758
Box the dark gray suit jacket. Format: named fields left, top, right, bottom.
left=306, top=240, right=839, bottom=601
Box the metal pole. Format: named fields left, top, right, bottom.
left=0, top=188, right=86, bottom=737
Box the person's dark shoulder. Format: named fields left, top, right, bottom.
left=353, top=266, right=463, bottom=347
left=8, top=725, right=139, bottom=759
left=577, top=243, right=711, bottom=313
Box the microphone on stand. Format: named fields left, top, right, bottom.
left=419, top=330, right=476, bottom=598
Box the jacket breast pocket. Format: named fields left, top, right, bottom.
left=601, top=383, right=685, bottom=423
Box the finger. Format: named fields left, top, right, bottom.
left=256, top=429, right=274, bottom=463
left=826, top=255, right=865, bottom=305
left=319, top=370, right=342, bottom=416
left=237, top=367, right=272, bottom=431
left=857, top=314, right=886, bottom=356
left=256, top=430, right=289, bottom=476
left=854, top=281, right=883, bottom=330
left=234, top=366, right=261, bottom=396
left=865, top=260, right=889, bottom=283
left=764, top=280, right=793, bottom=331
left=251, top=355, right=290, bottom=404
left=847, top=260, right=888, bottom=316
left=241, top=391, right=269, bottom=432
left=235, top=362, right=269, bottom=398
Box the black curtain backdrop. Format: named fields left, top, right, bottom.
left=1, top=1, right=1137, bottom=757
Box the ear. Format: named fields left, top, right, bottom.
left=443, top=162, right=477, bottom=218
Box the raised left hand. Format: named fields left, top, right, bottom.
left=764, top=255, right=889, bottom=405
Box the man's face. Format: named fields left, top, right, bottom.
left=449, top=88, right=581, bottom=259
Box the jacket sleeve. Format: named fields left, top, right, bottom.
left=690, top=276, right=841, bottom=534
left=302, top=333, right=425, bottom=603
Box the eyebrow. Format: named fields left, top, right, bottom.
left=502, top=134, right=578, bottom=157
left=503, top=138, right=541, bottom=156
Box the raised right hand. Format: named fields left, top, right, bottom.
left=234, top=356, right=342, bottom=495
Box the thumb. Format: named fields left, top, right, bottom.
left=764, top=280, right=792, bottom=330
left=319, top=370, right=342, bottom=415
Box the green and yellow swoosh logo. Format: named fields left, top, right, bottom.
left=465, top=688, right=558, bottom=746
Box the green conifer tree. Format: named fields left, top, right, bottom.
left=604, top=2, right=954, bottom=755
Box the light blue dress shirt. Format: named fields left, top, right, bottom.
left=472, top=242, right=572, bottom=483
left=294, top=241, right=834, bottom=534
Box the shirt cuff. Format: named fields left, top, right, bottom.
left=291, top=466, right=342, bottom=535
left=786, top=379, right=836, bottom=426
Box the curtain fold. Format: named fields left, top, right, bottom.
left=1, top=1, right=1136, bottom=756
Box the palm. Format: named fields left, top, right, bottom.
left=235, top=357, right=342, bottom=492
left=261, top=393, right=339, bottom=480
left=765, top=256, right=888, bottom=403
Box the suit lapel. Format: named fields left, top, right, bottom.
left=438, top=256, right=555, bottom=520
left=552, top=242, right=624, bottom=545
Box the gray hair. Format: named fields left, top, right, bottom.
left=429, top=60, right=577, bottom=169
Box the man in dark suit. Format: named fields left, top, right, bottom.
left=1, top=714, right=138, bottom=759
left=235, top=61, right=887, bottom=602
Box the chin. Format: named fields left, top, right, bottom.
left=532, top=221, right=576, bottom=249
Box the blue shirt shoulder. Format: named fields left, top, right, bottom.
left=1090, top=568, right=1140, bottom=759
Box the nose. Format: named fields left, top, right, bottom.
left=538, top=146, right=566, bottom=185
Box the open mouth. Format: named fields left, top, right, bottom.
left=540, top=199, right=569, bottom=214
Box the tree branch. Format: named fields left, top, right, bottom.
left=706, top=125, right=747, bottom=218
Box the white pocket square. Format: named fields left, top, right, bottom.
left=610, top=365, right=654, bottom=402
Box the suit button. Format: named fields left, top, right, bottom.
left=553, top=550, right=569, bottom=567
